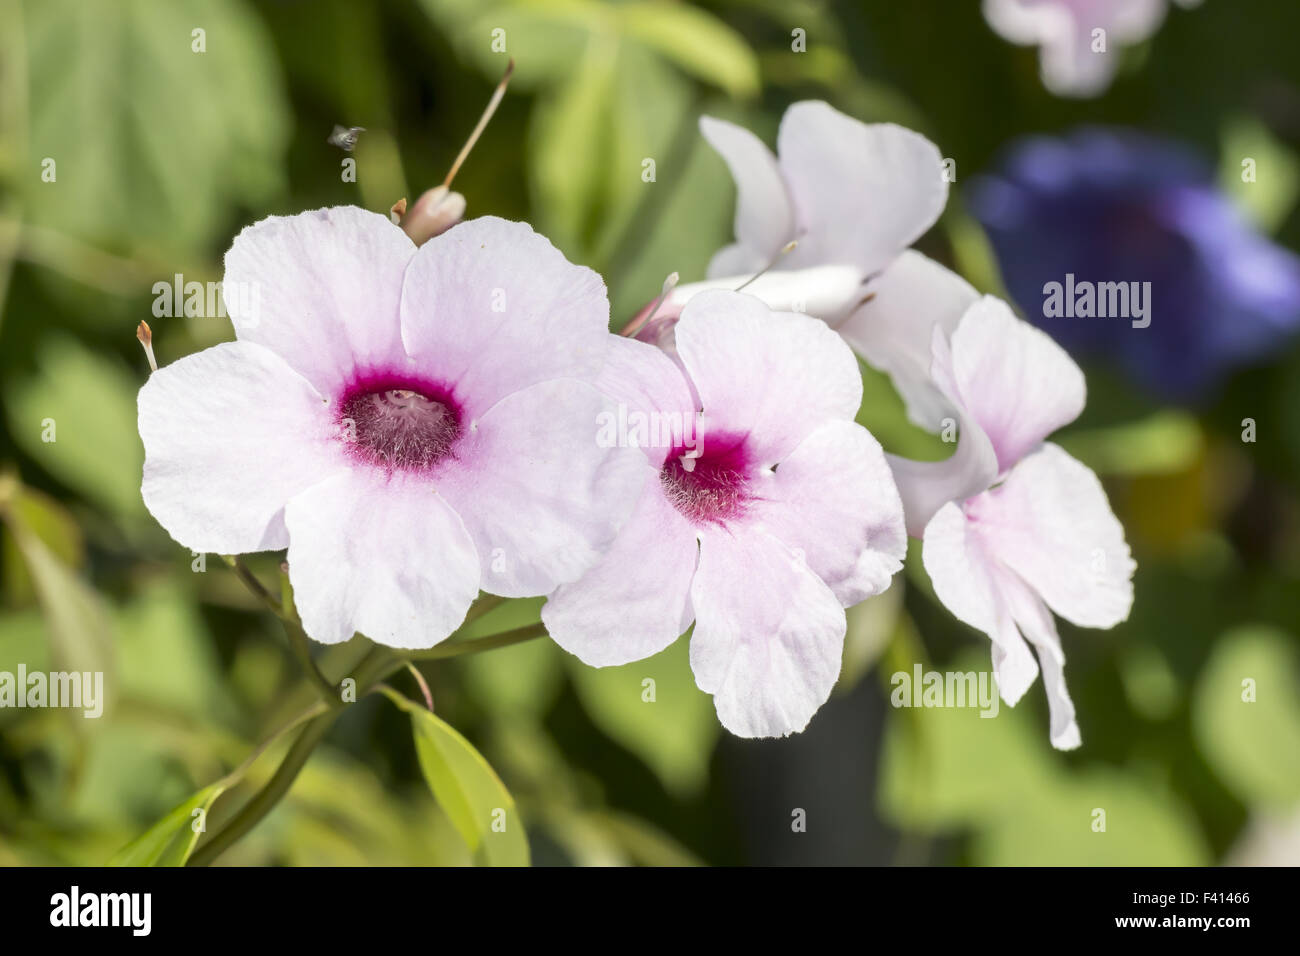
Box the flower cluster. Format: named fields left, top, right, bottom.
left=138, top=102, right=1135, bottom=746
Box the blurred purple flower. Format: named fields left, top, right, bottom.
left=970, top=128, right=1300, bottom=402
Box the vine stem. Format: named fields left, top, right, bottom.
left=186, top=615, right=548, bottom=865
left=221, top=555, right=338, bottom=704
left=407, top=622, right=548, bottom=660
left=188, top=646, right=400, bottom=867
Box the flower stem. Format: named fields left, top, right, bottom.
left=221, top=555, right=337, bottom=704
left=188, top=645, right=402, bottom=866
left=186, top=615, right=545, bottom=864
left=409, top=622, right=549, bottom=660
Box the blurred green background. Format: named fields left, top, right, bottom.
left=2, top=0, right=1299, bottom=866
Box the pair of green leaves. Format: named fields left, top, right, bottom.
left=110, top=684, right=530, bottom=866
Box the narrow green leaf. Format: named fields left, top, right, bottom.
left=1, top=490, right=114, bottom=677
left=617, top=1, right=760, bottom=99
left=108, top=784, right=224, bottom=866
left=408, top=708, right=530, bottom=866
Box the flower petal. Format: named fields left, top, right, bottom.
left=224, top=206, right=415, bottom=396
left=996, top=567, right=1082, bottom=749
left=594, top=336, right=698, bottom=467
left=400, top=217, right=610, bottom=419
left=690, top=527, right=846, bottom=737
left=751, top=420, right=906, bottom=605
left=674, top=290, right=862, bottom=462
left=543, top=484, right=698, bottom=667
left=283, top=470, right=480, bottom=649
left=776, top=101, right=948, bottom=274
left=967, top=442, right=1135, bottom=629
left=435, top=378, right=648, bottom=598
left=670, top=264, right=866, bottom=325
left=921, top=501, right=1039, bottom=705
left=699, top=115, right=794, bottom=276
left=139, top=341, right=345, bottom=554
left=945, top=296, right=1085, bottom=473
left=835, top=250, right=979, bottom=431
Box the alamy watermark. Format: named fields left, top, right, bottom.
left=0, top=666, right=104, bottom=718
left=890, top=664, right=999, bottom=717
left=596, top=404, right=704, bottom=454
left=1042, top=273, right=1151, bottom=328
left=152, top=273, right=261, bottom=328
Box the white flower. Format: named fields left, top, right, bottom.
left=983, top=0, right=1203, bottom=98
left=138, top=208, right=644, bottom=649
left=889, top=296, right=1136, bottom=748
left=544, top=290, right=907, bottom=738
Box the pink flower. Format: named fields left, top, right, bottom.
left=543, top=290, right=907, bottom=738
left=983, top=0, right=1202, bottom=98
left=889, top=295, right=1135, bottom=748
left=660, top=100, right=972, bottom=431
left=138, top=207, right=644, bottom=649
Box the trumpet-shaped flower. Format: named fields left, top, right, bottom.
left=889, top=295, right=1135, bottom=748
left=544, top=289, right=907, bottom=738
left=659, top=100, right=973, bottom=432
left=139, top=208, right=644, bottom=649
left=983, top=0, right=1202, bottom=98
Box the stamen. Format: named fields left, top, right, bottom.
left=735, top=239, right=798, bottom=292
left=621, top=272, right=679, bottom=338
left=443, top=59, right=515, bottom=190
left=338, top=378, right=463, bottom=472
left=136, top=320, right=157, bottom=372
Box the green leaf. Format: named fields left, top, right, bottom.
left=528, top=40, right=617, bottom=258
left=1, top=484, right=83, bottom=606
left=567, top=637, right=718, bottom=796
left=1056, top=410, right=1204, bottom=477
left=1193, top=626, right=1300, bottom=809
left=408, top=707, right=530, bottom=866
left=19, top=0, right=288, bottom=255
left=616, top=1, right=759, bottom=100
left=5, top=334, right=145, bottom=520
left=1219, top=115, right=1300, bottom=234
left=108, top=783, right=224, bottom=866
left=1, top=487, right=114, bottom=677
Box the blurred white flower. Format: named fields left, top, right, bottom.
left=983, top=0, right=1203, bottom=98
left=888, top=296, right=1135, bottom=748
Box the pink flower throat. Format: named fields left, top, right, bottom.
left=337, top=373, right=463, bottom=472
left=659, top=432, right=754, bottom=526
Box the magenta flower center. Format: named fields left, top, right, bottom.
left=659, top=433, right=754, bottom=526
left=338, top=376, right=462, bottom=472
